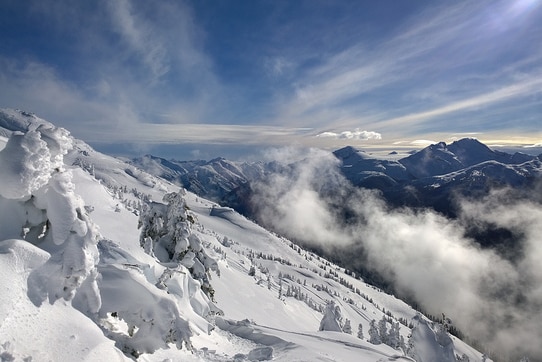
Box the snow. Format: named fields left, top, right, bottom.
left=407, top=315, right=456, bottom=362
left=0, top=131, right=51, bottom=199
left=0, top=109, right=493, bottom=361
left=0, top=239, right=126, bottom=361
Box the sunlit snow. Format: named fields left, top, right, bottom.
left=0, top=109, right=490, bottom=361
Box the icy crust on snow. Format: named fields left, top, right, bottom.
left=0, top=108, right=49, bottom=134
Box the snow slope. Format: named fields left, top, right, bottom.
left=0, top=109, right=490, bottom=361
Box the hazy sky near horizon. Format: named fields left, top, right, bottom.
left=0, top=0, right=541, bottom=159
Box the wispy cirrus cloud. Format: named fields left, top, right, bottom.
left=373, top=73, right=542, bottom=132
left=0, top=0, right=540, bottom=157
left=0, top=0, right=227, bottom=144
left=273, top=0, right=542, bottom=140
left=264, top=56, right=294, bottom=78
left=107, top=0, right=170, bottom=81
left=84, top=122, right=312, bottom=146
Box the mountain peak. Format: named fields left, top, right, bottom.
left=447, top=138, right=500, bottom=167
left=333, top=145, right=362, bottom=159
left=448, top=137, right=489, bottom=151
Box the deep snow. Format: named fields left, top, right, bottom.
left=0, top=109, right=491, bottom=361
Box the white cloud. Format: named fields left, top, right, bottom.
left=250, top=153, right=542, bottom=359
left=84, top=122, right=312, bottom=146
left=264, top=56, right=294, bottom=77
left=0, top=0, right=228, bottom=148
left=271, top=0, right=542, bottom=139
left=0, top=57, right=117, bottom=134
left=372, top=74, right=542, bottom=131
left=316, top=129, right=382, bottom=140
left=108, top=0, right=170, bottom=80
left=410, top=139, right=436, bottom=146
left=2, top=0, right=541, bottom=154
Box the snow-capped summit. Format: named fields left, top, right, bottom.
left=399, top=141, right=465, bottom=179
left=333, top=145, right=410, bottom=188
left=399, top=138, right=538, bottom=179
left=446, top=138, right=498, bottom=165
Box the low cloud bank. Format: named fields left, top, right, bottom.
left=251, top=148, right=542, bottom=361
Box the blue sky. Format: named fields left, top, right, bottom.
left=1, top=0, right=541, bottom=159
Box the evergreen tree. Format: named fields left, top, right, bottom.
left=387, top=321, right=401, bottom=349
left=248, top=265, right=256, bottom=276
left=406, top=333, right=416, bottom=359
left=378, top=316, right=388, bottom=345
left=343, top=319, right=352, bottom=334
left=138, top=191, right=219, bottom=300
left=319, top=301, right=343, bottom=332
left=368, top=320, right=381, bottom=344
left=267, top=273, right=272, bottom=290
left=357, top=323, right=364, bottom=340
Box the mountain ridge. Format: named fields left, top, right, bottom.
left=130, top=136, right=541, bottom=219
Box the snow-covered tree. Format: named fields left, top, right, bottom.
left=138, top=190, right=219, bottom=299
left=378, top=316, right=388, bottom=345
left=0, top=119, right=224, bottom=357
left=343, top=318, right=352, bottom=334
left=387, top=321, right=401, bottom=349
left=0, top=125, right=101, bottom=315
left=248, top=265, right=256, bottom=276
left=368, top=320, right=381, bottom=344
left=319, top=301, right=343, bottom=332
left=406, top=314, right=457, bottom=362
left=357, top=323, right=364, bottom=340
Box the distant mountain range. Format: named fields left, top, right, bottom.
left=131, top=138, right=542, bottom=218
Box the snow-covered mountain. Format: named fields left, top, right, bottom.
left=129, top=155, right=272, bottom=203
left=333, top=139, right=540, bottom=198
left=132, top=138, right=541, bottom=219
left=399, top=138, right=536, bottom=179
left=0, top=109, right=496, bottom=360
left=332, top=145, right=411, bottom=188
